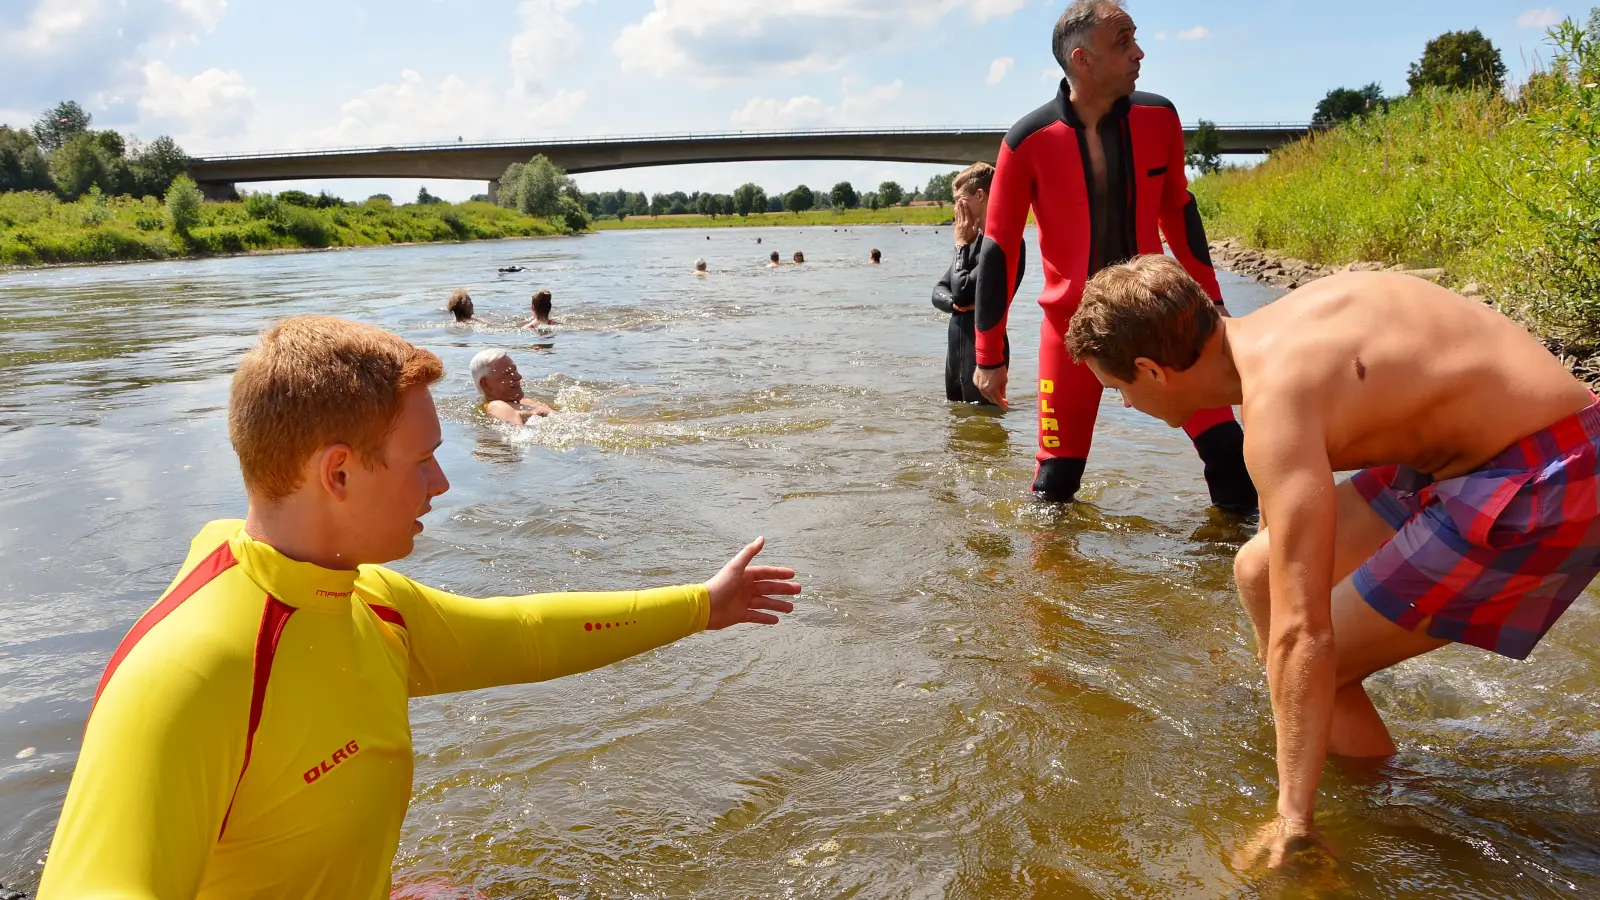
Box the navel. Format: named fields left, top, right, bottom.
left=1354, top=357, right=1367, bottom=381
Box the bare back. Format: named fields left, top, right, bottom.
left=1231, top=273, right=1593, bottom=479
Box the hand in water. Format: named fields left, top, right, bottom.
left=1232, top=816, right=1334, bottom=871
left=954, top=197, right=979, bottom=246
left=974, top=366, right=1008, bottom=410
left=704, top=538, right=801, bottom=629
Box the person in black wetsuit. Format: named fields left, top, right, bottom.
left=933, top=163, right=1024, bottom=405
left=970, top=0, right=1256, bottom=511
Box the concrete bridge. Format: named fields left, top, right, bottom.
left=186, top=124, right=1313, bottom=200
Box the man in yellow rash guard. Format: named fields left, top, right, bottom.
left=38, top=317, right=801, bottom=900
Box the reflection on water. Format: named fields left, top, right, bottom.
left=1, top=228, right=1596, bottom=898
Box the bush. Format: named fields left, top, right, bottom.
left=164, top=175, right=203, bottom=236
left=277, top=189, right=317, bottom=207
left=243, top=192, right=278, bottom=220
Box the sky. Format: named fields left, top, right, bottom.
left=0, top=1, right=1581, bottom=202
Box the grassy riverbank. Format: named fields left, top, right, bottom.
left=1193, top=27, right=1598, bottom=342
left=0, top=192, right=563, bottom=266
left=591, top=206, right=953, bottom=231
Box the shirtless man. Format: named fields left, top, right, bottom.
left=445, top=289, right=475, bottom=323
left=470, top=349, right=553, bottom=424
left=767, top=251, right=781, bottom=268
left=525, top=290, right=559, bottom=328
left=694, top=258, right=709, bottom=276
left=1064, top=255, right=1600, bottom=868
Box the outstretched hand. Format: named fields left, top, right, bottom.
left=704, top=538, right=801, bottom=630
left=1232, top=816, right=1334, bottom=872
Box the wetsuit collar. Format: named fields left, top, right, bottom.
left=1056, top=79, right=1132, bottom=130
left=227, top=524, right=360, bottom=613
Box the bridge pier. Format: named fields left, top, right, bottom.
left=487, top=178, right=500, bottom=205
left=197, top=181, right=237, bottom=202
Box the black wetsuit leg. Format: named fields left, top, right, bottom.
left=951, top=311, right=1007, bottom=405
left=945, top=315, right=965, bottom=401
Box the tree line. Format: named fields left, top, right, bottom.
left=1, top=101, right=191, bottom=200
left=548, top=172, right=958, bottom=222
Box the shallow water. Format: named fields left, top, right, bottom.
left=1, top=227, right=1596, bottom=898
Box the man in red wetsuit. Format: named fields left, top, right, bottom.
left=973, top=0, right=1256, bottom=511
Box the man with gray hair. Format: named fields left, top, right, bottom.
left=970, top=0, right=1256, bottom=513
left=470, top=348, right=553, bottom=425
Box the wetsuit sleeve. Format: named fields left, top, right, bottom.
left=38, top=634, right=249, bottom=899
left=932, top=256, right=957, bottom=314
left=1159, top=117, right=1224, bottom=302
left=974, top=142, right=1033, bottom=368
left=359, top=567, right=710, bottom=697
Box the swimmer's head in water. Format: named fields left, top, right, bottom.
left=770, top=251, right=780, bottom=263
left=469, top=348, right=523, bottom=404
left=1067, top=255, right=1218, bottom=427
left=1054, top=1, right=1141, bottom=99
left=793, top=251, right=805, bottom=264
left=230, top=317, right=447, bottom=562
left=531, top=289, right=553, bottom=320
left=446, top=289, right=474, bottom=322
left=870, top=248, right=881, bottom=263
left=695, top=258, right=708, bottom=271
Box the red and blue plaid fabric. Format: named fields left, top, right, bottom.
left=1350, top=400, right=1600, bottom=660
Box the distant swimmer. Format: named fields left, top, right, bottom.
left=445, top=288, right=476, bottom=323
left=757, top=237, right=763, bottom=244
left=472, top=349, right=553, bottom=423
left=792, top=251, right=805, bottom=264
left=694, top=258, right=709, bottom=276
left=37, top=317, right=799, bottom=899
left=497, top=265, right=525, bottom=273
left=870, top=248, right=881, bottom=264
left=1067, top=256, right=1600, bottom=870
left=768, top=251, right=781, bottom=268
left=524, top=289, right=559, bottom=328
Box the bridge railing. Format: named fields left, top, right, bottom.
left=190, top=123, right=1315, bottom=163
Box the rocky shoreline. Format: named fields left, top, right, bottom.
left=1206, top=238, right=1600, bottom=389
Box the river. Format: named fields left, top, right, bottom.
left=1, top=227, right=1596, bottom=898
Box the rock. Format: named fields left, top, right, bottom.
left=1461, top=281, right=1481, bottom=297
left=1400, top=267, right=1447, bottom=283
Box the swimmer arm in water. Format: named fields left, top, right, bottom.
left=486, top=398, right=553, bottom=425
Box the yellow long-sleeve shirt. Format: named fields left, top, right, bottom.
left=39, top=519, right=709, bottom=899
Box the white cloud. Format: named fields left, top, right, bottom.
left=297, top=70, right=587, bottom=148
left=509, top=0, right=590, bottom=97
left=1175, top=26, right=1210, bottom=41
left=1040, top=65, right=1061, bottom=83
left=1516, top=8, right=1563, bottom=29
left=730, top=80, right=904, bottom=129
left=614, top=0, right=1027, bottom=80
left=138, top=60, right=254, bottom=137
left=986, top=56, right=1013, bottom=86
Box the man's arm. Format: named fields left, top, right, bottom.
left=1158, top=112, right=1226, bottom=305
left=485, top=400, right=525, bottom=425
left=973, top=141, right=1032, bottom=369
left=932, top=256, right=959, bottom=314
left=360, top=539, right=797, bottom=697
left=1244, top=395, right=1338, bottom=831
left=38, top=638, right=248, bottom=899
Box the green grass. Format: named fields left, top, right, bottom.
left=591, top=206, right=954, bottom=230
left=0, top=194, right=564, bottom=267
left=1192, top=49, right=1600, bottom=343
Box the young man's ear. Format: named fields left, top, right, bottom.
left=317, top=445, right=356, bottom=500
left=1133, top=357, right=1168, bottom=385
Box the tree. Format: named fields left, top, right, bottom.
left=1185, top=119, right=1224, bottom=175
left=129, top=135, right=188, bottom=198
left=1313, top=83, right=1388, bottom=126
left=695, top=191, right=717, bottom=217
left=49, top=132, right=109, bottom=198
left=830, top=181, right=858, bottom=209
left=670, top=198, right=690, bottom=215
left=733, top=182, right=762, bottom=216
left=923, top=171, right=957, bottom=203
left=767, top=195, right=785, bottom=213
left=496, top=154, right=574, bottom=219
left=1406, top=29, right=1508, bottom=93
left=784, top=184, right=814, bottom=213
left=650, top=192, right=669, bottom=216
left=878, top=181, right=904, bottom=207
left=32, top=101, right=91, bottom=151
left=417, top=186, right=448, bottom=204
left=866, top=193, right=881, bottom=211
left=0, top=126, right=53, bottom=193
left=165, top=175, right=203, bottom=237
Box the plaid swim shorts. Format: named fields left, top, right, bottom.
left=1350, top=400, right=1600, bottom=660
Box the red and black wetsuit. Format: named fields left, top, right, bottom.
left=974, top=82, right=1257, bottom=510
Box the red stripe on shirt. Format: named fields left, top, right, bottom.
left=367, top=603, right=407, bottom=631
left=219, top=595, right=295, bottom=838
left=91, top=541, right=238, bottom=715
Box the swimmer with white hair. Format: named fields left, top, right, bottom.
left=694, top=258, right=709, bottom=276
left=470, top=349, right=553, bottom=425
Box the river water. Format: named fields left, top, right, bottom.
left=0, top=227, right=1595, bottom=898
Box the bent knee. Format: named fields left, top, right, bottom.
left=1233, top=533, right=1270, bottom=590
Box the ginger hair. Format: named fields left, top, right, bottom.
left=446, top=288, right=473, bottom=321
left=1065, top=255, right=1219, bottom=382
left=229, top=316, right=444, bottom=501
